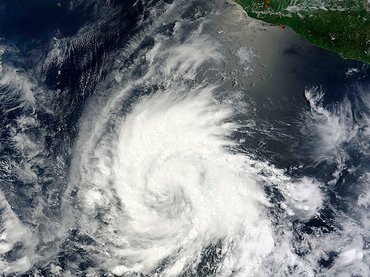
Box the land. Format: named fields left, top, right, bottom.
left=235, top=0, right=370, bottom=64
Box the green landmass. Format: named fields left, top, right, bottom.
left=235, top=0, right=370, bottom=64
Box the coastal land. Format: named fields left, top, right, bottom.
left=235, top=0, right=370, bottom=64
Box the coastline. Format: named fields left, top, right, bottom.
left=234, top=0, right=370, bottom=64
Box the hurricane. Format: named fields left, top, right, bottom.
left=0, top=0, right=369, bottom=276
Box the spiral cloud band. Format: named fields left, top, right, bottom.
left=109, top=89, right=273, bottom=275
left=56, top=6, right=332, bottom=272
left=70, top=49, right=275, bottom=275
